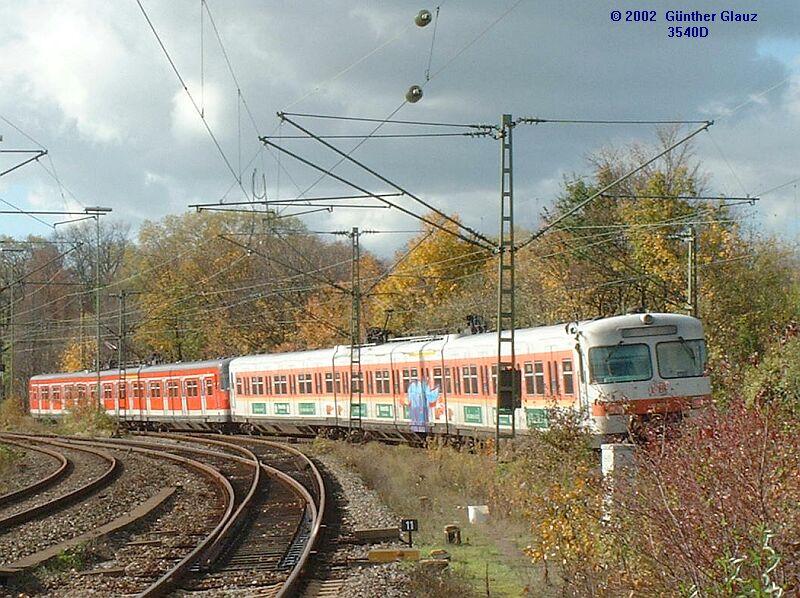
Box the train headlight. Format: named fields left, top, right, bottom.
left=640, top=313, right=654, bottom=325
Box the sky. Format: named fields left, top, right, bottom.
left=0, top=0, right=799, bottom=257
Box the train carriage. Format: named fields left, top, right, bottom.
left=29, top=359, right=233, bottom=428
left=30, top=312, right=711, bottom=441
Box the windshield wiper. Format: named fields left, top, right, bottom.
left=604, top=341, right=625, bottom=365
left=677, top=336, right=696, bottom=360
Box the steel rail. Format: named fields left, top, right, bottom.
left=9, top=434, right=237, bottom=598
left=141, top=433, right=263, bottom=570
left=141, top=431, right=322, bottom=591
left=0, top=435, right=120, bottom=531
left=220, top=436, right=326, bottom=598
left=0, top=439, right=70, bottom=508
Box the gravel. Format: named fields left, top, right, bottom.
left=0, top=446, right=211, bottom=565
left=312, top=452, right=415, bottom=598
left=0, top=442, right=61, bottom=496
left=0, top=445, right=108, bottom=520
left=7, top=450, right=221, bottom=597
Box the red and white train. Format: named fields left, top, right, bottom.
left=29, top=312, right=711, bottom=441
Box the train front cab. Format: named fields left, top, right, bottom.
left=576, top=312, right=711, bottom=436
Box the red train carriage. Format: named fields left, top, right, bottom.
left=29, top=359, right=232, bottom=428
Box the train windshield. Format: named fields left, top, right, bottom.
left=657, top=339, right=707, bottom=379
left=588, top=343, right=652, bottom=384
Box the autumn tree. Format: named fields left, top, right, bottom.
left=369, top=215, right=492, bottom=335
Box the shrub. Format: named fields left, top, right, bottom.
left=742, top=324, right=800, bottom=417
left=613, top=401, right=800, bottom=595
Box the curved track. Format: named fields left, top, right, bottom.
left=0, top=439, right=70, bottom=509
left=0, top=436, right=120, bottom=532
left=0, top=433, right=327, bottom=596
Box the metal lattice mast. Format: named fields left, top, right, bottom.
left=349, top=227, right=363, bottom=431
left=688, top=224, right=698, bottom=317
left=496, top=114, right=516, bottom=451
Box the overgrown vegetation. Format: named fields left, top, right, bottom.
left=0, top=443, right=22, bottom=493
left=317, top=386, right=800, bottom=597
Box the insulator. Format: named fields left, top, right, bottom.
left=415, top=9, right=432, bottom=27
left=405, top=85, right=423, bottom=103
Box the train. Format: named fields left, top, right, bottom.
left=28, top=312, right=711, bottom=443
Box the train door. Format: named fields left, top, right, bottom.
left=200, top=377, right=209, bottom=416
left=181, top=379, right=188, bottom=416
left=547, top=346, right=560, bottom=402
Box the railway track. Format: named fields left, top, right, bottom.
left=0, top=439, right=70, bottom=509
left=0, top=432, right=328, bottom=596
left=135, top=432, right=328, bottom=596
left=0, top=436, right=120, bottom=532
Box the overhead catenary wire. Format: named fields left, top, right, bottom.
left=135, top=0, right=249, bottom=201
left=276, top=114, right=496, bottom=248
left=516, top=121, right=714, bottom=250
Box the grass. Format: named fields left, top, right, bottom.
left=0, top=443, right=23, bottom=494
left=0, top=396, right=117, bottom=438
left=311, top=439, right=546, bottom=597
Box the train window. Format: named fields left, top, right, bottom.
left=290, top=375, right=297, bottom=395
left=336, top=373, right=342, bottom=394
left=375, top=370, right=390, bottom=394
left=150, top=381, right=162, bottom=397
left=393, top=371, right=400, bottom=394
left=52, top=387, right=61, bottom=402
left=251, top=376, right=265, bottom=395
left=453, top=369, right=461, bottom=395
left=273, top=375, right=288, bottom=395
left=186, top=380, right=199, bottom=397
left=523, top=363, right=534, bottom=394
left=275, top=402, right=290, bottom=415
left=132, top=382, right=144, bottom=399
left=461, top=366, right=479, bottom=395
left=117, top=383, right=127, bottom=400
left=401, top=369, right=412, bottom=392
left=350, top=373, right=363, bottom=393
left=656, top=339, right=707, bottom=379
left=167, top=381, right=179, bottom=397
left=588, top=344, right=652, bottom=384
left=366, top=371, right=374, bottom=395
left=561, top=359, right=575, bottom=395
left=433, top=367, right=443, bottom=391
left=77, top=385, right=86, bottom=401
left=243, top=377, right=251, bottom=395
left=90, top=385, right=98, bottom=400
left=236, top=377, right=243, bottom=394
left=103, top=384, right=113, bottom=399
left=491, top=365, right=498, bottom=395
left=481, top=366, right=489, bottom=395
left=376, top=404, right=393, bottom=418
left=41, top=387, right=49, bottom=401
left=325, top=373, right=333, bottom=394
left=443, top=367, right=452, bottom=394
left=534, top=362, right=546, bottom=395
left=562, top=360, right=575, bottom=394
left=298, top=374, right=313, bottom=394
left=205, top=378, right=214, bottom=396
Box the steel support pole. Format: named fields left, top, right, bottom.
left=349, top=227, right=362, bottom=432
left=496, top=114, right=516, bottom=454
left=688, top=224, right=697, bottom=317
left=95, top=214, right=102, bottom=408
